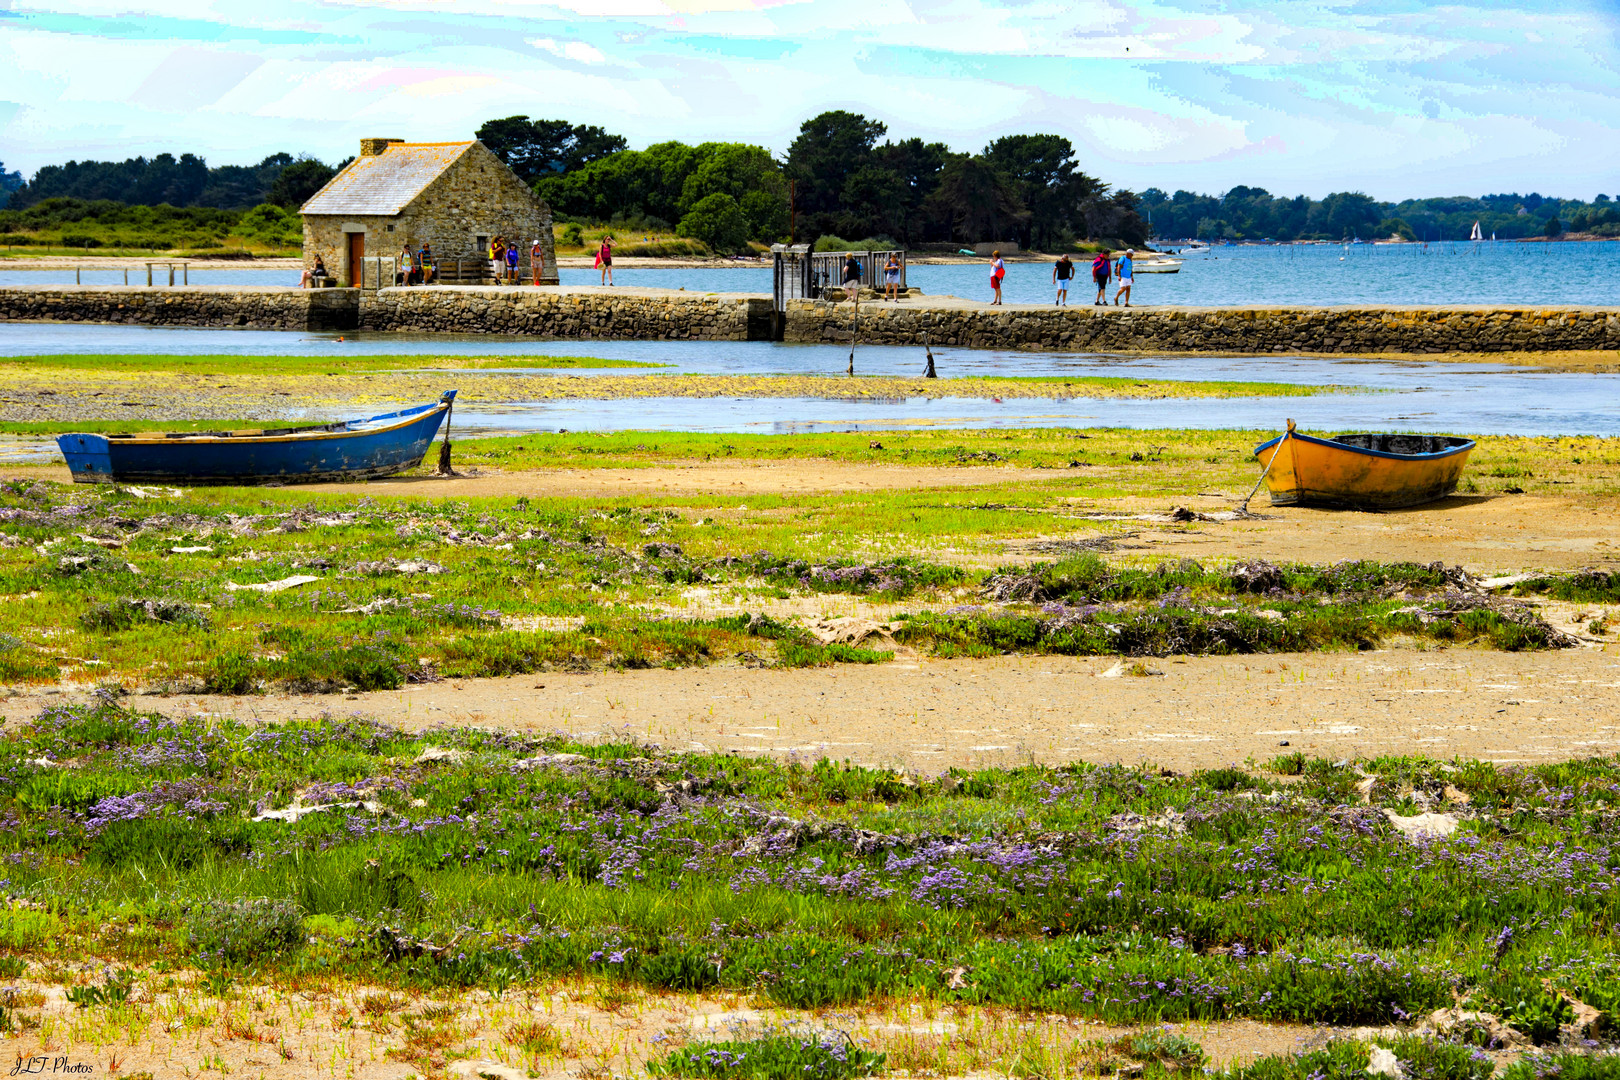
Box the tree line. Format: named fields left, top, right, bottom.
left=1142, top=187, right=1620, bottom=242
left=0, top=154, right=343, bottom=212
left=7, top=121, right=1618, bottom=251
left=481, top=111, right=1150, bottom=252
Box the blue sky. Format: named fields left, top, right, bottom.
left=1, top=0, right=1617, bottom=199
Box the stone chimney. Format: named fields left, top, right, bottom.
left=359, top=138, right=404, bottom=157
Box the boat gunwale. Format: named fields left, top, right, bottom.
left=57, top=396, right=452, bottom=449
left=1253, top=430, right=1475, bottom=463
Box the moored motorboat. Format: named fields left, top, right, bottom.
left=1252, top=420, right=1474, bottom=510
left=57, top=391, right=457, bottom=485
left=1134, top=258, right=1182, bottom=274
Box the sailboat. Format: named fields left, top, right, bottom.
left=1470, top=220, right=1484, bottom=242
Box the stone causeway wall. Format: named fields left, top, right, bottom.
left=782, top=300, right=1620, bottom=353
left=0, top=286, right=358, bottom=332
left=358, top=286, right=773, bottom=340
left=3, top=284, right=1617, bottom=353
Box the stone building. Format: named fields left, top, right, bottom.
left=300, top=138, right=559, bottom=287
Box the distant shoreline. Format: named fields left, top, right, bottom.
left=2, top=233, right=1615, bottom=274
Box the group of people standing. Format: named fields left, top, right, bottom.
left=989, top=249, right=1137, bottom=307
left=486, top=237, right=548, bottom=286
left=840, top=252, right=906, bottom=301
left=398, top=242, right=436, bottom=286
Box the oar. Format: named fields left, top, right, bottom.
left=1238, top=418, right=1293, bottom=515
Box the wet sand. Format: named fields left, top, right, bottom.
left=11, top=645, right=1616, bottom=773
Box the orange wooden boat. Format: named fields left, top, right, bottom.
left=1252, top=420, right=1474, bottom=510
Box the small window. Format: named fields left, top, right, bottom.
left=386, top=224, right=395, bottom=232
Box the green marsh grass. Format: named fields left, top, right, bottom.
left=0, top=478, right=1590, bottom=689
left=2, top=699, right=1619, bottom=1037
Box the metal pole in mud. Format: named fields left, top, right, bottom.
left=923, top=333, right=937, bottom=378
left=847, top=285, right=857, bottom=376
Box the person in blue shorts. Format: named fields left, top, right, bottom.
left=1052, top=254, right=1074, bottom=305
left=505, top=241, right=520, bottom=285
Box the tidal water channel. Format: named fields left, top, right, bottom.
left=2, top=323, right=1616, bottom=451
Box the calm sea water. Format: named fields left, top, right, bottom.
left=2, top=240, right=1617, bottom=305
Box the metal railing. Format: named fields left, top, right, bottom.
left=807, top=249, right=906, bottom=297
left=356, top=256, right=552, bottom=289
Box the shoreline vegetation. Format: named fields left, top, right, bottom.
left=0, top=696, right=1615, bottom=1077
left=6, top=225, right=1613, bottom=265
left=0, top=426, right=1614, bottom=690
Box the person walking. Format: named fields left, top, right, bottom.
left=1113, top=249, right=1135, bottom=306
left=505, top=239, right=520, bottom=284
left=841, top=252, right=862, bottom=299
left=1052, top=254, right=1074, bottom=305
left=1091, top=249, right=1111, bottom=305
left=989, top=250, right=1005, bottom=305
left=418, top=242, right=434, bottom=285
left=399, top=242, right=416, bottom=286
left=883, top=253, right=902, bottom=301
left=597, top=235, right=614, bottom=285
left=531, top=238, right=545, bottom=285
left=489, top=237, right=504, bottom=283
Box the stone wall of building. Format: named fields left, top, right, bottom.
left=782, top=301, right=1620, bottom=353
left=301, top=142, right=559, bottom=287
left=359, top=286, right=773, bottom=339
left=0, top=286, right=358, bottom=331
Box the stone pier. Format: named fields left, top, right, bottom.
left=2, top=283, right=1617, bottom=353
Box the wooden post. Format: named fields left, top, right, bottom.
left=168, top=264, right=174, bottom=287
left=75, top=266, right=80, bottom=285
left=183, top=263, right=188, bottom=285
left=146, top=264, right=152, bottom=287
left=123, top=268, right=128, bottom=285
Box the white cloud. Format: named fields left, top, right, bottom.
left=529, top=37, right=609, bottom=63
left=1, top=0, right=1618, bottom=198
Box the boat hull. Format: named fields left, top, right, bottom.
left=57, top=395, right=454, bottom=486
left=1253, top=431, right=1474, bottom=510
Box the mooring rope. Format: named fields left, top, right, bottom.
left=435, top=397, right=455, bottom=476
left=1238, top=418, right=1293, bottom=515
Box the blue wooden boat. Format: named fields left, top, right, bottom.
left=57, top=391, right=457, bottom=485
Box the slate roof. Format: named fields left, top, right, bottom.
left=300, top=142, right=473, bottom=217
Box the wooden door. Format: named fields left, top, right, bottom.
left=347, top=232, right=365, bottom=287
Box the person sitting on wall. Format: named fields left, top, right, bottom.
left=299, top=255, right=327, bottom=289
